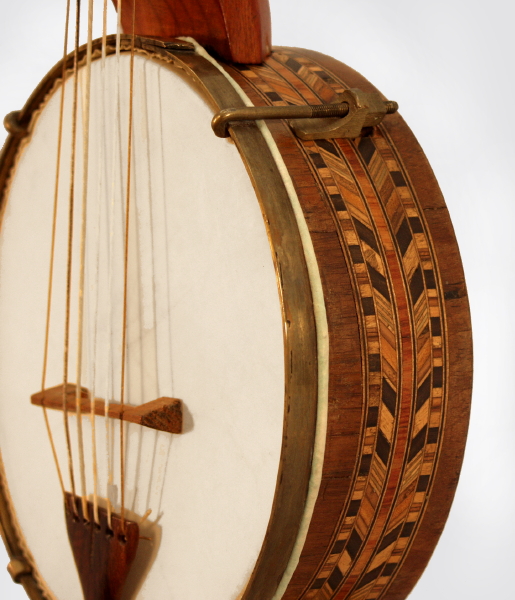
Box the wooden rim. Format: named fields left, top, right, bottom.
left=225, top=46, right=472, bottom=599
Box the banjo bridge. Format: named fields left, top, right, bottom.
left=31, top=384, right=182, bottom=434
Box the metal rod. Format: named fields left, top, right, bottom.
left=212, top=103, right=351, bottom=137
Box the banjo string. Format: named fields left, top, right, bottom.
left=40, top=0, right=140, bottom=526
left=155, top=67, right=174, bottom=515
left=86, top=0, right=111, bottom=529
left=61, top=0, right=84, bottom=506
left=144, top=60, right=169, bottom=515
left=103, top=0, right=124, bottom=529
left=150, top=60, right=162, bottom=512
left=74, top=0, right=96, bottom=521
left=39, top=0, right=74, bottom=498
left=119, top=0, right=137, bottom=532
left=102, top=0, right=108, bottom=60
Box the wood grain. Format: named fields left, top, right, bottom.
left=31, top=384, right=182, bottom=434
left=65, top=493, right=139, bottom=600
left=226, top=73, right=367, bottom=597
left=228, top=46, right=472, bottom=600
left=113, top=0, right=271, bottom=63
left=295, top=49, right=472, bottom=600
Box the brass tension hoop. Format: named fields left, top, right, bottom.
left=212, top=88, right=398, bottom=140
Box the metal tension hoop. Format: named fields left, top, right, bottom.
left=212, top=88, right=398, bottom=140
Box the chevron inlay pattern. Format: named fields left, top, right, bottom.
left=232, top=51, right=447, bottom=600
left=0, top=39, right=472, bottom=600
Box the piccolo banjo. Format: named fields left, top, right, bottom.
left=0, top=1, right=472, bottom=600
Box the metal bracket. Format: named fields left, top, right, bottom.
left=3, top=111, right=28, bottom=138
left=211, top=89, right=397, bottom=140
left=7, top=557, right=32, bottom=584
left=138, top=36, right=195, bottom=54
left=291, top=89, right=398, bottom=140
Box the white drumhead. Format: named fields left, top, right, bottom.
left=0, top=53, right=284, bottom=600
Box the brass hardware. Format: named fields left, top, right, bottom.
left=7, top=557, right=32, bottom=583
left=138, top=36, right=195, bottom=53
left=3, top=111, right=28, bottom=138
left=291, top=89, right=398, bottom=140
left=212, top=104, right=352, bottom=137
left=211, top=89, right=398, bottom=140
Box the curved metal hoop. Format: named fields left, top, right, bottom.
left=0, top=37, right=319, bottom=600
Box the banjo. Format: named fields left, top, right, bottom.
left=0, top=1, right=472, bottom=599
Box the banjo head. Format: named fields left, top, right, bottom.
left=0, top=36, right=472, bottom=600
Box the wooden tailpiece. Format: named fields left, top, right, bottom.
left=65, top=493, right=139, bottom=600
left=31, top=384, right=182, bottom=434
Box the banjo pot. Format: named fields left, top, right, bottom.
left=0, top=20, right=472, bottom=600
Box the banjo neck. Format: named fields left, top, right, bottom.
left=113, top=0, right=272, bottom=63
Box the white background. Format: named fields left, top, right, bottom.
left=0, top=1, right=514, bottom=598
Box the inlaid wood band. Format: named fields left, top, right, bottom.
left=225, top=48, right=472, bottom=600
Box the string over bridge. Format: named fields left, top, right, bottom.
left=31, top=384, right=182, bottom=434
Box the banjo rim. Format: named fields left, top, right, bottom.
left=0, top=36, right=322, bottom=600
left=0, top=35, right=473, bottom=600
